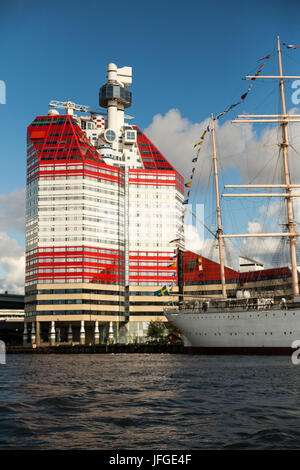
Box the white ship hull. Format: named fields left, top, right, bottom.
left=166, top=307, right=300, bottom=354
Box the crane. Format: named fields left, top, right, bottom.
left=48, top=100, right=106, bottom=116
left=48, top=100, right=134, bottom=120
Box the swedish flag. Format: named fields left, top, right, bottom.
left=154, top=285, right=169, bottom=296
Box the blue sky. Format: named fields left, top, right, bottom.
left=1, top=0, right=300, bottom=289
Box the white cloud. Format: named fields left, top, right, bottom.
left=0, top=188, right=25, bottom=232
left=247, top=221, right=263, bottom=234
left=144, top=107, right=300, bottom=185
left=0, top=231, right=24, bottom=294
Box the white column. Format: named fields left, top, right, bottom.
left=80, top=320, right=85, bottom=345
left=67, top=324, right=73, bottom=344
left=31, top=322, right=36, bottom=345
left=94, top=320, right=99, bottom=345
left=107, top=102, right=118, bottom=131
left=108, top=321, right=114, bottom=344
left=50, top=321, right=56, bottom=346
left=23, top=322, right=28, bottom=346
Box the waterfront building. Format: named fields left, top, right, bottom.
left=183, top=251, right=294, bottom=300
left=24, top=63, right=184, bottom=345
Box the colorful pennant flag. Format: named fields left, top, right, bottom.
left=258, top=54, right=271, bottom=61
left=187, top=52, right=271, bottom=210
left=251, top=68, right=263, bottom=81
left=282, top=43, right=299, bottom=50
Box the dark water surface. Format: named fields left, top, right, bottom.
left=0, top=354, right=300, bottom=449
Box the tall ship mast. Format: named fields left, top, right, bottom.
left=211, top=113, right=227, bottom=298
left=165, top=37, right=300, bottom=354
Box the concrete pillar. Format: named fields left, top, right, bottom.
left=67, top=324, right=73, bottom=344
left=23, top=322, right=28, bottom=346
left=31, top=322, right=36, bottom=345
left=36, top=321, right=40, bottom=347
left=94, top=320, right=99, bottom=345
left=49, top=321, right=56, bottom=346
left=80, top=320, right=85, bottom=345
left=108, top=321, right=114, bottom=344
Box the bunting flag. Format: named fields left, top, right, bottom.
left=154, top=285, right=169, bottom=296
left=215, top=56, right=270, bottom=121
left=258, top=54, right=271, bottom=61
left=194, top=130, right=207, bottom=147
left=251, top=67, right=264, bottom=81
left=216, top=101, right=241, bottom=119
left=186, top=51, right=271, bottom=210
left=282, top=43, right=299, bottom=50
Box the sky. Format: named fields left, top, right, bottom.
left=1, top=0, right=300, bottom=292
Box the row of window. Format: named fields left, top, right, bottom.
left=25, top=310, right=125, bottom=316
left=27, top=236, right=125, bottom=245
left=26, top=288, right=125, bottom=296
left=27, top=300, right=124, bottom=306
left=26, top=279, right=124, bottom=286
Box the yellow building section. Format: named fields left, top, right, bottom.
left=128, top=285, right=179, bottom=293
left=25, top=314, right=126, bottom=323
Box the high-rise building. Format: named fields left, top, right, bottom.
left=24, top=63, right=184, bottom=345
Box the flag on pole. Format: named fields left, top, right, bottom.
left=168, top=262, right=177, bottom=268
left=154, top=285, right=169, bottom=296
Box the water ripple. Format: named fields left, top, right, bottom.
left=0, top=354, right=299, bottom=449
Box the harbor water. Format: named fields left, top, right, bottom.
left=1, top=354, right=300, bottom=449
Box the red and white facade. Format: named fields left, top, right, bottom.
left=24, top=63, right=184, bottom=345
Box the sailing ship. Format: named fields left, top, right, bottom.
left=165, top=37, right=300, bottom=354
